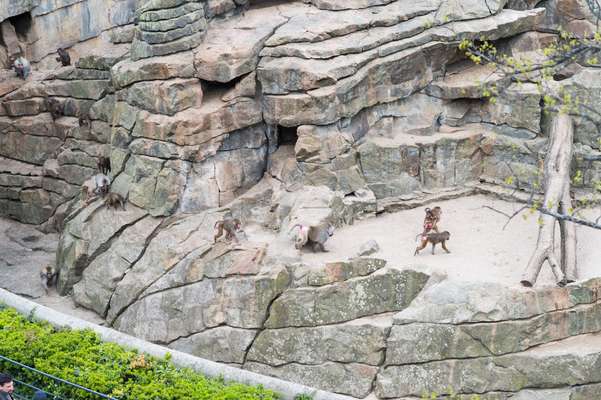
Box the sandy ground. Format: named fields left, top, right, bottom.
left=2, top=194, right=601, bottom=324
left=248, top=194, right=601, bottom=288
left=0, top=217, right=104, bottom=324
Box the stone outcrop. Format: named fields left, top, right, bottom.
left=130, top=0, right=207, bottom=61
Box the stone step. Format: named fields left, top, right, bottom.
left=377, top=332, right=601, bottom=398
left=138, top=2, right=203, bottom=23
left=425, top=61, right=508, bottom=100
left=374, top=279, right=601, bottom=398
left=193, top=5, right=291, bottom=82
left=137, top=18, right=206, bottom=45
left=259, top=9, right=544, bottom=127
left=259, top=9, right=543, bottom=94
left=138, top=9, right=204, bottom=32
left=130, top=31, right=203, bottom=60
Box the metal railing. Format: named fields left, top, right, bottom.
left=0, top=355, right=118, bottom=400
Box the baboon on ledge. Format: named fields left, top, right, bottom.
left=56, top=48, right=71, bottom=66
left=214, top=215, right=244, bottom=243
left=40, top=265, right=58, bottom=293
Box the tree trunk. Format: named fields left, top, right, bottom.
left=520, top=114, right=577, bottom=287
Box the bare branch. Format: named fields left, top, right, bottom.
left=482, top=205, right=529, bottom=230
left=539, top=207, right=601, bottom=230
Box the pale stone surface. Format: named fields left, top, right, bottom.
left=393, top=279, right=599, bottom=325
left=376, top=333, right=601, bottom=398
left=306, top=258, right=387, bottom=286
left=194, top=7, right=288, bottom=82
left=357, top=239, right=380, bottom=256
left=126, top=78, right=203, bottom=115
left=111, top=52, right=196, bottom=88
left=171, top=326, right=257, bottom=364
left=72, top=216, right=162, bottom=316
left=265, top=269, right=429, bottom=328
left=246, top=361, right=378, bottom=398
left=248, top=318, right=389, bottom=366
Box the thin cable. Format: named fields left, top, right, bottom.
left=0, top=355, right=118, bottom=400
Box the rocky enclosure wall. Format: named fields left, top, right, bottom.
left=55, top=190, right=601, bottom=398
left=2, top=0, right=601, bottom=229
left=3, top=0, right=601, bottom=398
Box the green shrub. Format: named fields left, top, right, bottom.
left=0, top=308, right=279, bottom=400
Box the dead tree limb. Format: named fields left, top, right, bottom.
left=521, top=114, right=577, bottom=287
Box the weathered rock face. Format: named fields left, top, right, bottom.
left=57, top=190, right=431, bottom=397
left=4, top=0, right=601, bottom=226
left=375, top=279, right=601, bottom=398
left=1, top=0, right=135, bottom=66
left=5, top=0, right=601, bottom=397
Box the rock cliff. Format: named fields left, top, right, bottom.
left=2, top=0, right=601, bottom=398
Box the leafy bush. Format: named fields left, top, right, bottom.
left=0, top=307, right=279, bottom=400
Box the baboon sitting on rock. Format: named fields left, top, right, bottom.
left=290, top=222, right=334, bottom=253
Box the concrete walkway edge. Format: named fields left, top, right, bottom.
left=0, top=289, right=354, bottom=400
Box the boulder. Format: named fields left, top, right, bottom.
left=126, top=78, right=203, bottom=115
left=245, top=361, right=377, bottom=398
left=357, top=239, right=380, bottom=256
left=247, top=318, right=389, bottom=366
left=265, top=269, right=429, bottom=328
left=171, top=326, right=257, bottom=364
left=306, top=258, right=386, bottom=286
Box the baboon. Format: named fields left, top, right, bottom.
left=13, top=56, right=31, bottom=79
left=94, top=173, right=110, bottom=196
left=47, top=98, right=63, bottom=120
left=79, top=115, right=90, bottom=128
left=422, top=206, right=442, bottom=234
left=56, top=48, right=71, bottom=66
left=252, top=245, right=268, bottom=265
left=291, top=222, right=335, bottom=252
left=214, top=216, right=243, bottom=243
left=97, top=156, right=111, bottom=175
left=81, top=173, right=110, bottom=204
left=104, top=192, right=126, bottom=210
left=414, top=231, right=451, bottom=256
left=40, top=265, right=58, bottom=293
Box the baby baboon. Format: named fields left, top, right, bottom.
left=291, top=222, right=335, bottom=252
left=414, top=231, right=451, bottom=256
left=81, top=173, right=110, bottom=204
left=47, top=98, right=63, bottom=120
left=423, top=206, right=442, bottom=234
left=252, top=245, right=268, bottom=265
left=13, top=56, right=31, bottom=79
left=40, top=265, right=58, bottom=293
left=97, top=156, right=111, bottom=175
left=94, top=173, right=110, bottom=196
left=56, top=48, right=71, bottom=66
left=104, top=192, right=126, bottom=210
left=214, top=216, right=243, bottom=243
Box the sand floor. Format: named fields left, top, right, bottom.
left=248, top=194, right=601, bottom=288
